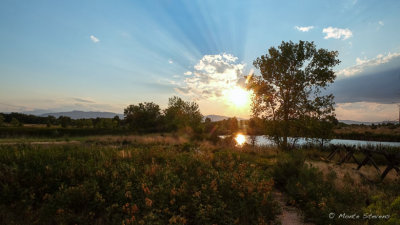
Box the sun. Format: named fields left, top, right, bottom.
left=226, top=86, right=251, bottom=108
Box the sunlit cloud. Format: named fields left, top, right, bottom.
left=295, top=26, right=314, bottom=32
left=175, top=53, right=245, bottom=100
left=90, top=35, right=100, bottom=43
left=173, top=53, right=252, bottom=117
left=322, top=27, right=353, bottom=40
left=337, top=52, right=400, bottom=77
left=168, top=59, right=174, bottom=64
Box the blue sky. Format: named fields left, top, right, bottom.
left=1, top=0, right=400, bottom=121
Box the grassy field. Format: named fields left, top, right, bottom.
left=0, top=135, right=399, bottom=225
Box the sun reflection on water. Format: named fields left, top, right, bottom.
left=235, top=133, right=246, bottom=146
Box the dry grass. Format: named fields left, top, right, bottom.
left=306, top=160, right=399, bottom=188
left=85, top=134, right=189, bottom=145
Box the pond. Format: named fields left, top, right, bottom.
left=227, top=135, right=400, bottom=148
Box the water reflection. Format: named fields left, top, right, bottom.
left=235, top=134, right=246, bottom=146
left=230, top=135, right=400, bottom=147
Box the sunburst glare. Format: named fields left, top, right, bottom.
left=235, top=133, right=246, bottom=146
left=225, top=86, right=251, bottom=108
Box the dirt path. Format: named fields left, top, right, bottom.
left=274, top=190, right=314, bottom=225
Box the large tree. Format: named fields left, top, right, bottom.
left=248, top=40, right=340, bottom=149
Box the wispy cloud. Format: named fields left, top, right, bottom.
left=168, top=59, right=174, bottom=64
left=378, top=21, right=384, bottom=26
left=294, top=26, right=314, bottom=32
left=337, top=52, right=400, bottom=77
left=174, top=53, right=245, bottom=100
left=71, top=97, right=96, bottom=104
left=90, top=35, right=100, bottom=43
left=322, top=27, right=353, bottom=40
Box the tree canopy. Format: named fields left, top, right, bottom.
left=164, top=96, right=203, bottom=135
left=248, top=40, right=340, bottom=149
left=124, top=102, right=162, bottom=132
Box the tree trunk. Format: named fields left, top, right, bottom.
left=283, top=106, right=289, bottom=151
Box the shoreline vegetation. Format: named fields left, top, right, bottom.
left=1, top=124, right=400, bottom=143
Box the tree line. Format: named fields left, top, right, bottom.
left=0, top=112, right=122, bottom=129
left=0, top=97, right=248, bottom=139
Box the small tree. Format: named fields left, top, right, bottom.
left=248, top=40, right=340, bottom=150
left=113, top=115, right=121, bottom=128
left=124, top=102, right=162, bottom=132
left=164, top=96, right=203, bottom=136
left=10, top=117, right=21, bottom=127
left=59, top=116, right=72, bottom=128
left=227, top=117, right=239, bottom=134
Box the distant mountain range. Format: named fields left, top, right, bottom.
left=39, top=111, right=124, bottom=119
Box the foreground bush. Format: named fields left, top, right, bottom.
left=273, top=152, right=366, bottom=225
left=0, top=143, right=279, bottom=224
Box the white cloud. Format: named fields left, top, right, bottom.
left=90, top=35, right=100, bottom=43
left=378, top=21, right=384, bottom=26
left=322, top=27, right=353, bottom=40
left=168, top=59, right=174, bottom=64
left=295, top=26, right=314, bottom=32
left=337, top=52, right=400, bottom=77
left=175, top=53, right=245, bottom=100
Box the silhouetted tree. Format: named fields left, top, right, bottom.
left=46, top=115, right=57, bottom=127
left=10, top=117, right=21, bottom=127
left=113, top=115, right=121, bottom=128
left=227, top=117, right=239, bottom=134
left=248, top=40, right=340, bottom=150
left=59, top=116, right=72, bottom=128
left=124, top=102, right=162, bottom=132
